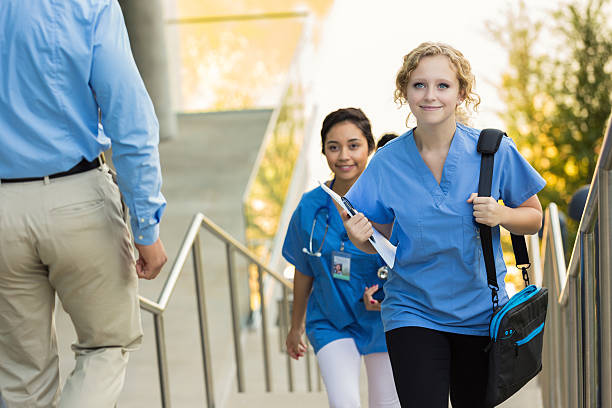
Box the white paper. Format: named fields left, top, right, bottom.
left=319, top=181, right=397, bottom=268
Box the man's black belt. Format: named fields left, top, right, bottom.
left=0, top=157, right=101, bottom=183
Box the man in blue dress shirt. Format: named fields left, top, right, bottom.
left=0, top=1, right=168, bottom=407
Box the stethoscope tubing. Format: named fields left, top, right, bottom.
left=300, top=181, right=388, bottom=280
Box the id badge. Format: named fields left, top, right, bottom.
left=331, top=251, right=351, bottom=281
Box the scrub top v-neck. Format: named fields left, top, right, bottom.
left=407, top=126, right=461, bottom=207
left=345, top=123, right=546, bottom=336
left=282, top=185, right=388, bottom=354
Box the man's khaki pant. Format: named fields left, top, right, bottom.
left=0, top=167, right=143, bottom=408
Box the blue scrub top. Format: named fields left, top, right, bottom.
left=346, top=123, right=546, bottom=336
left=282, top=186, right=387, bottom=354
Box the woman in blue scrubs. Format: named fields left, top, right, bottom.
left=343, top=42, right=546, bottom=408
left=283, top=108, right=399, bottom=408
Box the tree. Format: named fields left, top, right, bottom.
left=488, top=0, right=612, bottom=219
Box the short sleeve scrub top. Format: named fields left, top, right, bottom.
left=345, top=123, right=547, bottom=336
left=282, top=185, right=388, bottom=354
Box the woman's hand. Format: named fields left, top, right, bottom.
left=363, top=284, right=381, bottom=311
left=286, top=326, right=307, bottom=360
left=467, top=193, right=505, bottom=227
left=341, top=211, right=376, bottom=253
left=467, top=193, right=543, bottom=235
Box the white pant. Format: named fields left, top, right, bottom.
left=316, top=338, right=400, bottom=408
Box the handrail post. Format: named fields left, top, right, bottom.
left=582, top=232, right=597, bottom=406
left=560, top=299, right=568, bottom=407
left=544, top=217, right=560, bottom=407
left=192, top=234, right=215, bottom=407
left=527, top=234, right=543, bottom=286
left=226, top=244, right=245, bottom=392
left=139, top=212, right=302, bottom=407
left=282, top=285, right=294, bottom=392
left=599, top=168, right=612, bottom=408
left=154, top=314, right=172, bottom=408
left=542, top=212, right=551, bottom=407
left=305, top=344, right=312, bottom=392
left=316, top=360, right=322, bottom=392
left=568, top=277, right=579, bottom=408
left=575, top=275, right=584, bottom=407
left=257, top=265, right=272, bottom=392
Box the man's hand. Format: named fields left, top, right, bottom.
left=134, top=238, right=168, bottom=280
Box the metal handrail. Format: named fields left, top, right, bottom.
left=540, top=113, right=612, bottom=408
left=139, top=212, right=295, bottom=408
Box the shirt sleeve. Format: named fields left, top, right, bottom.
left=345, top=154, right=395, bottom=224
left=89, top=0, right=166, bottom=245
left=498, top=137, right=547, bottom=208
left=282, top=203, right=314, bottom=276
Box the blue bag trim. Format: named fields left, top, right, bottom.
left=490, top=285, right=540, bottom=340
left=515, top=322, right=545, bottom=346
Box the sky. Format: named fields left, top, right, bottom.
left=305, top=0, right=552, bottom=183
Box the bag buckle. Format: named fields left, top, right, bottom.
left=490, top=288, right=499, bottom=311
left=518, top=264, right=531, bottom=287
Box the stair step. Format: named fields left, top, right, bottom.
left=225, top=391, right=327, bottom=408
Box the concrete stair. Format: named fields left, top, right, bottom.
left=226, top=391, right=327, bottom=407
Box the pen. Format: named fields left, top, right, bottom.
left=341, top=196, right=376, bottom=244
left=341, top=196, right=356, bottom=216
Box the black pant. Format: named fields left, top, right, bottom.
left=385, top=326, right=491, bottom=408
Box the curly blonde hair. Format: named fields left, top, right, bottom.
left=394, top=42, right=480, bottom=122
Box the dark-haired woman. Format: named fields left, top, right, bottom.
left=283, top=108, right=399, bottom=407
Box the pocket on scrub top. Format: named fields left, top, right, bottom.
left=418, top=214, right=462, bottom=259
left=394, top=219, right=423, bottom=264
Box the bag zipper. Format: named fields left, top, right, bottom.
left=515, top=322, right=545, bottom=346
left=490, top=285, right=540, bottom=340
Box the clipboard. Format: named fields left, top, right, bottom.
left=319, top=181, right=397, bottom=268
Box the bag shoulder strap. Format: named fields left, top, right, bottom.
left=477, top=129, right=531, bottom=310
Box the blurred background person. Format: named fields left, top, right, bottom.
left=376, top=133, right=399, bottom=150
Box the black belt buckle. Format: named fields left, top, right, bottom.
left=0, top=157, right=101, bottom=183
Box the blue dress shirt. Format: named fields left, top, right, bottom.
left=0, top=0, right=165, bottom=245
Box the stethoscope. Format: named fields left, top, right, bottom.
left=301, top=179, right=389, bottom=280
left=301, top=204, right=331, bottom=257
left=302, top=181, right=334, bottom=257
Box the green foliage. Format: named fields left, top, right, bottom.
left=244, top=83, right=305, bottom=255
left=488, top=0, right=612, bottom=217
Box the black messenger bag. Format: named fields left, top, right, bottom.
left=476, top=129, right=549, bottom=406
